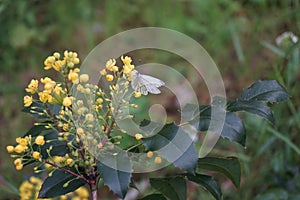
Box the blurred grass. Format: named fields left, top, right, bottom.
left=0, top=0, right=299, bottom=199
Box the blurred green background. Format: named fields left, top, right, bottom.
left=0, top=0, right=299, bottom=199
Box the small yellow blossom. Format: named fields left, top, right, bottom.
left=154, top=156, right=162, bottom=164
left=63, top=97, right=72, bottom=107
left=24, top=95, right=33, bottom=107
left=38, top=91, right=52, bottom=103
left=134, top=92, right=142, bottom=98
left=135, top=133, right=143, bottom=140
left=44, top=56, right=56, bottom=70
left=25, top=79, right=39, bottom=94
left=15, top=164, right=23, bottom=170
left=85, top=113, right=94, bottom=122
left=41, top=77, right=56, bottom=92
left=6, top=145, right=14, bottom=153
left=32, top=151, right=41, bottom=159
left=53, top=156, right=65, bottom=163
left=96, top=98, right=103, bottom=104
left=100, top=69, right=107, bottom=76
left=68, top=68, right=80, bottom=84
left=106, top=59, right=117, bottom=71
left=66, top=158, right=73, bottom=166
left=53, top=60, right=65, bottom=71
left=14, top=144, right=26, bottom=153
left=63, top=123, right=69, bottom=131
left=35, top=136, right=45, bottom=146
left=76, top=128, right=84, bottom=136
left=29, top=176, right=42, bottom=184
left=18, top=137, right=28, bottom=147
left=123, top=64, right=134, bottom=74
left=53, top=85, right=64, bottom=95
left=147, top=151, right=153, bottom=158
left=14, top=158, right=22, bottom=166
left=106, top=74, right=114, bottom=82
left=79, top=74, right=89, bottom=83
left=121, top=56, right=132, bottom=66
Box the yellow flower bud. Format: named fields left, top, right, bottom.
left=76, top=128, right=84, bottom=136
left=14, top=158, right=22, bottom=166
left=100, top=69, right=107, bottom=76
left=63, top=123, right=69, bottom=131
left=14, top=144, right=26, bottom=153
left=154, top=156, right=162, bottom=164
left=35, top=136, right=45, bottom=146
left=79, top=74, right=89, bottom=83
left=106, top=74, right=114, bottom=82
left=24, top=95, right=33, bottom=107
left=53, top=52, right=60, bottom=59
left=6, top=145, right=14, bottom=153
left=32, top=151, right=41, bottom=159
left=62, top=97, right=72, bottom=107
left=147, top=151, right=153, bottom=158
left=15, top=164, right=23, bottom=170
left=134, top=92, right=142, bottom=98
left=66, top=158, right=73, bottom=165
left=25, top=79, right=39, bottom=94
left=121, top=56, right=132, bottom=66
left=135, top=133, right=143, bottom=141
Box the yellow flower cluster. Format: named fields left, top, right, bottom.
left=19, top=176, right=89, bottom=200
left=99, top=55, right=135, bottom=82
left=44, top=51, right=79, bottom=71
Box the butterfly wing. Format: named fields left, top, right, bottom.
left=131, top=73, right=165, bottom=95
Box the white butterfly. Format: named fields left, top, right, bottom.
left=130, top=70, right=165, bottom=95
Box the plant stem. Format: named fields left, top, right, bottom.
left=92, top=189, right=98, bottom=200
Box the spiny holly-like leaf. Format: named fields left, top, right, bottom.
left=22, top=101, right=61, bottom=119
left=140, top=193, right=168, bottom=200
left=227, top=99, right=275, bottom=125
left=240, top=80, right=289, bottom=103
left=186, top=173, right=222, bottom=200
left=38, top=168, right=86, bottom=198
left=197, top=157, right=241, bottom=187
left=97, top=150, right=132, bottom=198
left=150, top=176, right=186, bottom=200
left=142, top=122, right=197, bottom=174
left=23, top=122, right=52, bottom=137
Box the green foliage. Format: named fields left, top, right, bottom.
left=197, top=157, right=241, bottom=187
left=97, top=151, right=132, bottom=198
left=38, top=168, right=86, bottom=198
left=149, top=176, right=186, bottom=200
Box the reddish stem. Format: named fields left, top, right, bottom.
left=43, top=160, right=90, bottom=183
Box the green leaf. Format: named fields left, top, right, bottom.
left=142, top=122, right=198, bottom=174
left=191, top=107, right=246, bottom=146
left=97, top=150, right=132, bottom=198
left=36, top=131, right=69, bottom=159
left=186, top=173, right=222, bottom=200
left=240, top=80, right=289, bottom=103
left=140, top=193, right=168, bottom=200
left=38, top=168, right=86, bottom=198
left=150, top=176, right=186, bottom=200
left=227, top=99, right=275, bottom=125
left=197, top=157, right=241, bottom=187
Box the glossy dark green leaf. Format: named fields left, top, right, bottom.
left=38, top=168, right=86, bottom=198
left=142, top=122, right=197, bottom=174
left=186, top=173, right=222, bottom=200
left=227, top=99, right=275, bottom=124
left=190, top=106, right=246, bottom=146
left=150, top=176, right=186, bottom=200
left=197, top=157, right=241, bottom=187
left=97, top=150, right=132, bottom=198
left=140, top=193, right=167, bottom=200
left=240, top=80, right=289, bottom=103
left=36, top=131, right=69, bottom=158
